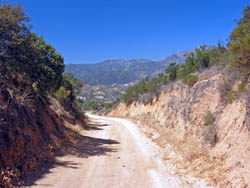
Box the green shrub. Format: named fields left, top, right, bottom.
left=125, top=112, right=130, bottom=117
left=81, top=100, right=104, bottom=111
left=182, top=74, right=199, bottom=87
left=238, top=81, right=247, bottom=92
left=203, top=111, right=215, bottom=125
left=105, top=102, right=114, bottom=110
left=121, top=78, right=160, bottom=104
left=54, top=86, right=71, bottom=101
left=226, top=90, right=237, bottom=103
left=63, top=72, right=83, bottom=94
left=235, top=161, right=242, bottom=168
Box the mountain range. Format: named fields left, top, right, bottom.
left=65, top=50, right=192, bottom=86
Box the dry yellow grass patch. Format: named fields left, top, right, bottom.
left=132, top=116, right=237, bottom=188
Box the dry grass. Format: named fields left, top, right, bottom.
left=159, top=131, right=230, bottom=187
left=199, top=67, right=221, bottom=81
left=132, top=115, right=234, bottom=188
left=14, top=90, right=35, bottom=108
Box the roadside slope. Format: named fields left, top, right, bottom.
left=110, top=72, right=250, bottom=188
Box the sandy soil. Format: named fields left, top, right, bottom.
left=27, top=114, right=204, bottom=188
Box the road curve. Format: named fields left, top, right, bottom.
left=28, top=114, right=184, bottom=188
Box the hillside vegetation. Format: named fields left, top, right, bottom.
left=0, top=3, right=85, bottom=187
left=121, top=43, right=230, bottom=104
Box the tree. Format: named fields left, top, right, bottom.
left=165, top=62, right=178, bottom=81
left=209, top=40, right=229, bottom=66
left=63, top=72, right=83, bottom=91
left=195, top=45, right=211, bottom=69
left=0, top=2, right=65, bottom=94
left=0, top=3, right=30, bottom=75
left=62, top=72, right=83, bottom=100
left=31, top=35, right=65, bottom=94
left=185, top=52, right=199, bottom=73
left=228, top=6, right=250, bottom=77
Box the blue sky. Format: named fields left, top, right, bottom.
left=10, top=0, right=249, bottom=64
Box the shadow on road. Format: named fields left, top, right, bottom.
left=23, top=121, right=119, bottom=186
left=83, top=121, right=110, bottom=131
left=61, top=134, right=119, bottom=158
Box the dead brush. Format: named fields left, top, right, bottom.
left=169, top=138, right=229, bottom=187
left=161, top=130, right=207, bottom=166
left=149, top=126, right=228, bottom=187
left=131, top=115, right=233, bottom=187
left=11, top=89, right=36, bottom=111
left=199, top=67, right=221, bottom=81
left=0, top=167, right=21, bottom=188
left=218, top=77, right=237, bottom=104
left=218, top=69, right=241, bottom=104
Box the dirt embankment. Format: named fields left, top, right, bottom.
left=110, top=72, right=250, bottom=188
left=0, top=79, right=86, bottom=187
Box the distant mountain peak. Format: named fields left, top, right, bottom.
left=129, top=58, right=153, bottom=63
left=161, top=49, right=194, bottom=61
left=65, top=49, right=189, bottom=86
left=102, top=59, right=126, bottom=63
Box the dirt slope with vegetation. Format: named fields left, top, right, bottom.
left=110, top=6, right=250, bottom=188
left=0, top=77, right=86, bottom=187
left=0, top=3, right=86, bottom=187
left=110, top=70, right=250, bottom=187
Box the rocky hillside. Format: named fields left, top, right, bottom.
left=65, top=50, right=190, bottom=85
left=109, top=69, right=250, bottom=187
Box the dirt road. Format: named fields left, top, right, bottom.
left=27, top=114, right=193, bottom=188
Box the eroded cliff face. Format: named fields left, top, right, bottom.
left=0, top=81, right=86, bottom=187
left=110, top=73, right=250, bottom=188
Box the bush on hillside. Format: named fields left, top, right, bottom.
left=238, top=80, right=248, bottom=92
left=182, top=74, right=198, bottom=87
left=105, top=102, right=116, bottom=110
left=203, top=111, right=215, bottom=125
left=218, top=74, right=238, bottom=104
left=54, top=86, right=71, bottom=102
left=202, top=111, right=217, bottom=146
left=63, top=72, right=83, bottom=93
left=121, top=77, right=164, bottom=104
